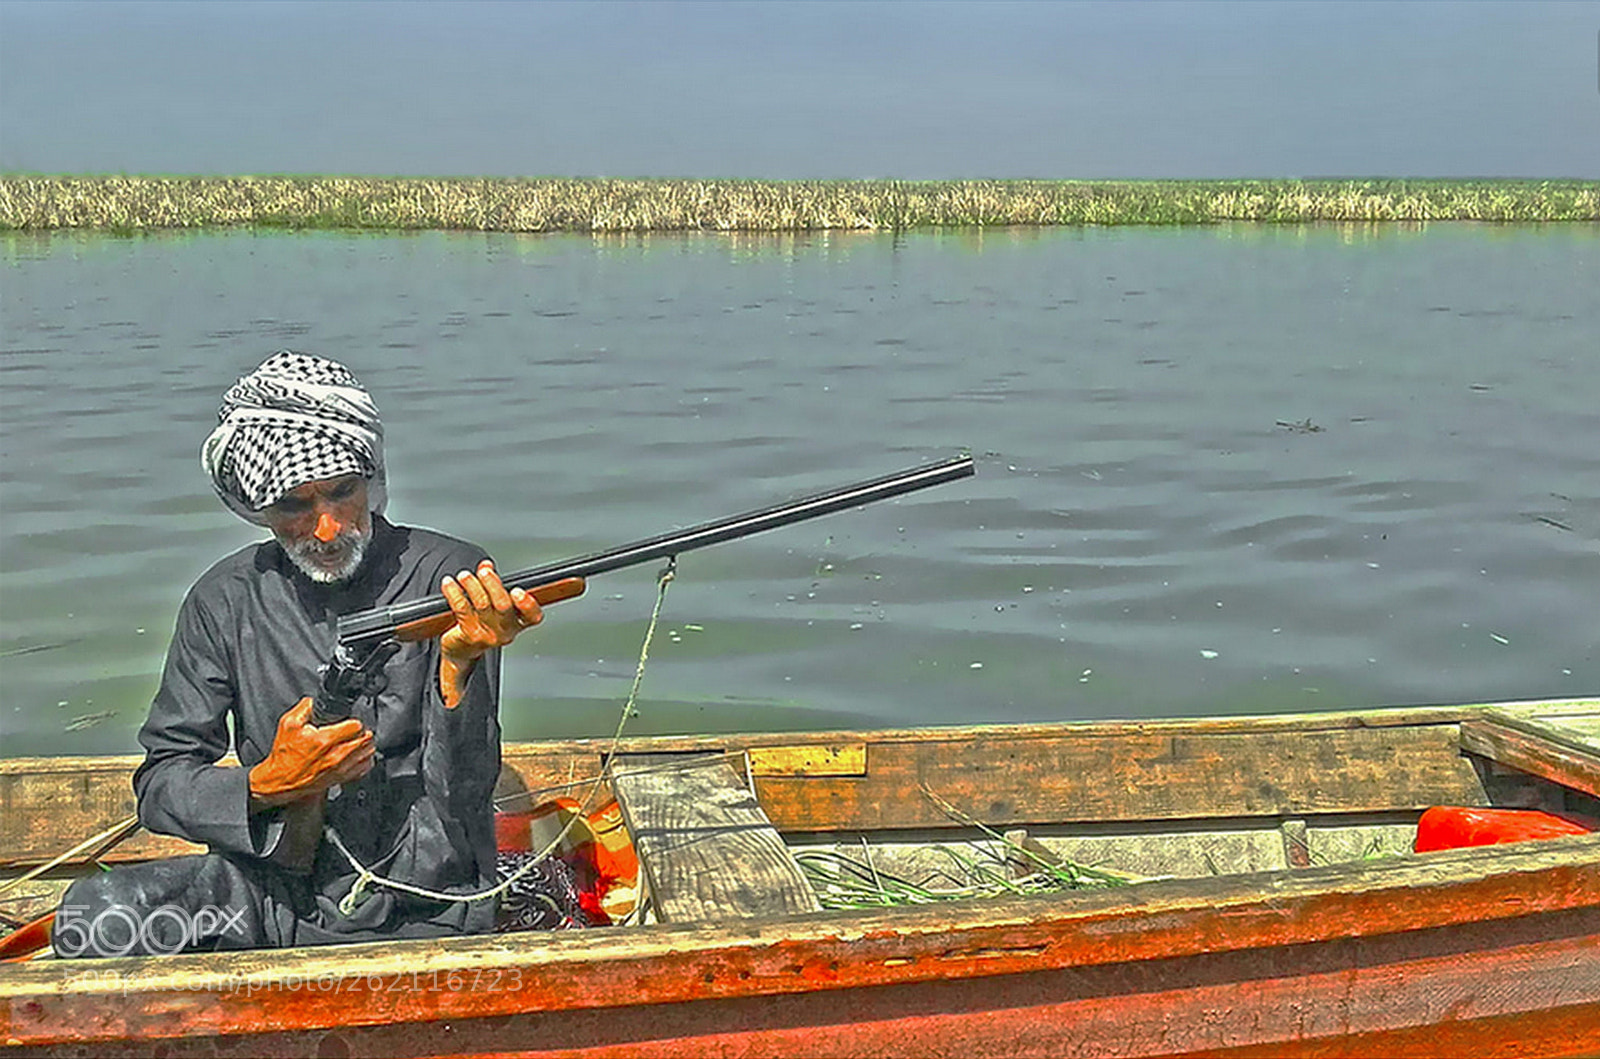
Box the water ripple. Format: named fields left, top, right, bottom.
left=3, top=226, right=1597, bottom=755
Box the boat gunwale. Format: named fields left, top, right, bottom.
left=11, top=699, right=1589, bottom=778
left=3, top=830, right=1598, bottom=1047
left=0, top=701, right=1526, bottom=867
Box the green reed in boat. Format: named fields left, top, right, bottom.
left=794, top=840, right=1132, bottom=910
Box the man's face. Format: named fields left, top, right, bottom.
left=263, top=474, right=373, bottom=584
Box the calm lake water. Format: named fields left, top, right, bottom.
left=2, top=224, right=1597, bottom=758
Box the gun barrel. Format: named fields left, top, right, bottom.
left=337, top=454, right=975, bottom=650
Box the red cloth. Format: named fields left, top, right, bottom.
left=495, top=800, right=639, bottom=925
left=1414, top=806, right=1594, bottom=852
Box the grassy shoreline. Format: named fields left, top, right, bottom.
left=2, top=175, right=1596, bottom=232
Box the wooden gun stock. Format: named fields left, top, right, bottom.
left=390, top=577, right=588, bottom=642
left=269, top=795, right=327, bottom=876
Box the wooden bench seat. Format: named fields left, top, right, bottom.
left=609, top=752, right=820, bottom=923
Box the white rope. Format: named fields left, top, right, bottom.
left=332, top=558, right=678, bottom=915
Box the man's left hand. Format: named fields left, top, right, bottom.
left=437, top=559, right=543, bottom=707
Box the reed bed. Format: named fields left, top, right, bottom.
left=2, top=176, right=1596, bottom=232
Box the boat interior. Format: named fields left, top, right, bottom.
left=3, top=699, right=1597, bottom=937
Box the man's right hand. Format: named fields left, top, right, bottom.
left=248, top=697, right=376, bottom=810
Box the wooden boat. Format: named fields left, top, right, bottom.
left=2, top=697, right=1598, bottom=1057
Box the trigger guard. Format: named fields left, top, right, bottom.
left=360, top=640, right=402, bottom=675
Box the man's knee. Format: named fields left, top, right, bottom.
left=53, top=855, right=263, bottom=958
left=54, top=871, right=152, bottom=958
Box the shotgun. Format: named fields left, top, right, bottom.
left=313, top=454, right=975, bottom=724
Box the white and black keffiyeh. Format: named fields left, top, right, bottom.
left=201, top=351, right=387, bottom=525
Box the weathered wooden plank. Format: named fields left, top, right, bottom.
left=3, top=835, right=1597, bottom=1054
left=0, top=720, right=1490, bottom=865
left=1086, top=826, right=1292, bottom=877
left=755, top=724, right=1487, bottom=833
left=1561, top=715, right=1600, bottom=744
left=1460, top=719, right=1600, bottom=799
left=13, top=699, right=1590, bottom=864
left=8, top=923, right=1596, bottom=1057
left=1481, top=702, right=1600, bottom=757
left=610, top=753, right=820, bottom=922
left=1485, top=698, right=1600, bottom=718
left=0, top=757, right=202, bottom=867
left=0, top=748, right=611, bottom=868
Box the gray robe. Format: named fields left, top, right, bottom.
left=56, top=516, right=504, bottom=956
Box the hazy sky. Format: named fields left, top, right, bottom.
left=2, top=0, right=1597, bottom=178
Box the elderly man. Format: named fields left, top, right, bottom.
left=55, top=352, right=554, bottom=956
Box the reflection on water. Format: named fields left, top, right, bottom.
left=2, top=225, right=1597, bottom=757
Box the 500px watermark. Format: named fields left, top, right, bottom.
left=218, top=968, right=528, bottom=996
left=52, top=903, right=249, bottom=958
left=66, top=967, right=528, bottom=997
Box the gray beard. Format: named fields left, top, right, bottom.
left=278, top=525, right=371, bottom=584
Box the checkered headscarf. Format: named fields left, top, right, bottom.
left=201, top=351, right=387, bottom=526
